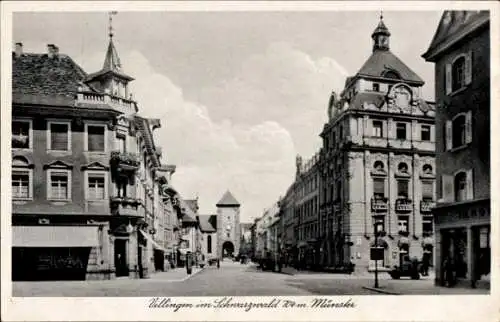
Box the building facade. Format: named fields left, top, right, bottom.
left=294, top=153, right=321, bottom=269
left=11, top=33, right=183, bottom=280
left=318, top=17, right=436, bottom=273
left=279, top=181, right=296, bottom=266
left=422, top=10, right=490, bottom=288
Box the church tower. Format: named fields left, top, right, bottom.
left=216, top=191, right=241, bottom=259
left=372, top=13, right=391, bottom=52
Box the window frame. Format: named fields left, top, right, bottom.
left=451, top=55, right=466, bottom=93
left=421, top=124, right=431, bottom=142
left=454, top=171, right=468, bottom=202
left=396, top=122, right=407, bottom=140
left=372, top=120, right=383, bottom=138
left=46, top=169, right=72, bottom=201
left=47, top=120, right=72, bottom=152
left=12, top=118, right=33, bottom=150
left=397, top=179, right=410, bottom=198
left=421, top=180, right=434, bottom=200
left=84, top=170, right=109, bottom=201
left=84, top=122, right=108, bottom=152
left=12, top=168, right=33, bottom=201
left=452, top=113, right=467, bottom=149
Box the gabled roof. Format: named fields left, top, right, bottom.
left=86, top=39, right=134, bottom=82
left=356, top=50, right=424, bottom=84
left=422, top=11, right=490, bottom=61
left=12, top=52, right=92, bottom=105
left=197, top=215, right=217, bottom=233
left=216, top=190, right=240, bottom=207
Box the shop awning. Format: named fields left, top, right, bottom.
left=139, top=230, right=168, bottom=252
left=13, top=226, right=99, bottom=247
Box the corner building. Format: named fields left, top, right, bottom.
left=422, top=11, right=490, bottom=288
left=318, top=17, right=436, bottom=272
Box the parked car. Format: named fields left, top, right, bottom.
left=389, top=256, right=420, bottom=280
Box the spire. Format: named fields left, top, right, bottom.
left=103, top=11, right=121, bottom=71
left=371, top=12, right=391, bottom=51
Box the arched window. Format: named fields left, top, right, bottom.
left=374, top=161, right=384, bottom=171
left=452, top=114, right=466, bottom=148
left=452, top=56, right=466, bottom=92
left=423, top=164, right=433, bottom=174
left=398, top=162, right=409, bottom=173
left=207, top=235, right=212, bottom=254
left=454, top=172, right=467, bottom=202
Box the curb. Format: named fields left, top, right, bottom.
left=362, top=286, right=401, bottom=295
left=179, top=266, right=206, bottom=282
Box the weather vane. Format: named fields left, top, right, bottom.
left=380, top=10, right=384, bottom=21
left=108, top=11, right=118, bottom=39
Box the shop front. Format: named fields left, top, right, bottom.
left=434, top=200, right=490, bottom=288
left=12, top=225, right=101, bottom=281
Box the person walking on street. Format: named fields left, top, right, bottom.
left=217, top=258, right=220, bottom=269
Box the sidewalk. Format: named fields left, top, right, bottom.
left=148, top=266, right=204, bottom=282
left=362, top=277, right=490, bottom=295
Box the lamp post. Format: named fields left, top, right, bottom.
left=374, top=231, right=379, bottom=288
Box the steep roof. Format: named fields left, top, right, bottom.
left=178, top=198, right=197, bottom=223
left=12, top=52, right=92, bottom=106
left=134, top=116, right=161, bottom=168
left=86, top=39, right=134, bottom=82
left=197, top=215, right=217, bottom=233
left=356, top=50, right=424, bottom=84
left=422, top=11, right=490, bottom=61
left=216, top=190, right=240, bottom=207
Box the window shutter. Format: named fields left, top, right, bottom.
left=445, top=63, right=452, bottom=94
left=465, top=51, right=472, bottom=85
left=51, top=124, right=69, bottom=150
left=441, top=175, right=454, bottom=202
left=445, top=120, right=452, bottom=150
left=465, top=111, right=473, bottom=144
left=466, top=169, right=474, bottom=200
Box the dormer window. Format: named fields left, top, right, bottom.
left=384, top=71, right=400, bottom=80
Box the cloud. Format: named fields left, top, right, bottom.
left=196, top=42, right=349, bottom=156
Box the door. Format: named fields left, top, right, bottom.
left=114, top=239, right=128, bottom=277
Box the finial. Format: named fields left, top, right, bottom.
left=380, top=11, right=383, bottom=21
left=108, top=11, right=118, bottom=39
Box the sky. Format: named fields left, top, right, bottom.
left=13, top=10, right=442, bottom=223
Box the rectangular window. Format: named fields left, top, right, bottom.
left=49, top=171, right=70, bottom=200
left=372, top=120, right=383, bottom=137
left=372, top=83, right=380, bottom=92
left=12, top=171, right=30, bottom=199
left=398, top=217, right=409, bottom=233
left=396, top=122, right=407, bottom=140
left=421, top=125, right=431, bottom=141
left=373, top=178, right=385, bottom=198
left=12, top=120, right=31, bottom=149
left=373, top=216, right=385, bottom=233
left=397, top=180, right=409, bottom=198
left=87, top=125, right=105, bottom=152
left=87, top=173, right=106, bottom=200
left=49, top=122, right=70, bottom=151
left=422, top=181, right=434, bottom=200
left=117, top=136, right=126, bottom=153
left=422, top=219, right=433, bottom=235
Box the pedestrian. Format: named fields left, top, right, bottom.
left=217, top=258, right=220, bottom=269
left=422, top=252, right=430, bottom=276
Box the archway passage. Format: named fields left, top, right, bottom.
left=222, top=241, right=235, bottom=258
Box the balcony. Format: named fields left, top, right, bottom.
left=110, top=151, right=140, bottom=174
left=420, top=200, right=436, bottom=213
left=76, top=91, right=138, bottom=115
left=371, top=198, right=388, bottom=212
left=110, top=197, right=141, bottom=216
left=395, top=198, right=413, bottom=213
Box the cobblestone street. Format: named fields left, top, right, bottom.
left=13, top=261, right=488, bottom=297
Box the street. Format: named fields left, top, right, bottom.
left=12, top=260, right=487, bottom=297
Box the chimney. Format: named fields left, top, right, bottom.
left=15, top=43, right=23, bottom=57
left=47, top=44, right=59, bottom=58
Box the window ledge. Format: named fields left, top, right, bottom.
left=12, top=148, right=33, bottom=152
left=448, top=86, right=468, bottom=97
left=13, top=198, right=33, bottom=204
left=48, top=199, right=71, bottom=204
left=449, top=144, right=469, bottom=153
left=47, top=150, right=72, bottom=154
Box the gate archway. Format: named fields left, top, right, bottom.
left=222, top=241, right=235, bottom=258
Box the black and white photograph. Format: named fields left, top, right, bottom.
left=1, top=2, right=498, bottom=321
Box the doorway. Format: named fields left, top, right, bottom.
left=114, top=239, right=128, bottom=277
left=222, top=241, right=235, bottom=258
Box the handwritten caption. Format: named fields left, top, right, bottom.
left=148, top=297, right=355, bottom=312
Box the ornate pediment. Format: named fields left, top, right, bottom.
left=81, top=161, right=109, bottom=171
left=43, top=160, right=73, bottom=170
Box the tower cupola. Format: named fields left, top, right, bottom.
left=371, top=13, right=391, bottom=52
